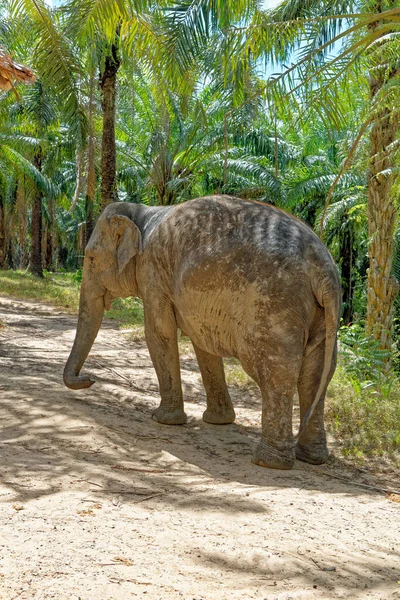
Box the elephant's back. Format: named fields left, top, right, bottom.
left=165, top=195, right=332, bottom=274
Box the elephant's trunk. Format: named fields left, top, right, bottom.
left=63, top=286, right=104, bottom=390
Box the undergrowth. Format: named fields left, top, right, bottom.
left=326, top=365, right=400, bottom=462
left=326, top=324, right=400, bottom=462
left=224, top=358, right=257, bottom=389
left=0, top=270, right=144, bottom=327
left=0, top=270, right=80, bottom=310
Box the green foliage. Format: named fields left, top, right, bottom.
left=0, top=270, right=144, bottom=327
left=224, top=358, right=257, bottom=389
left=325, top=324, right=400, bottom=459
left=327, top=365, right=400, bottom=459
left=338, top=323, right=395, bottom=395
left=106, top=296, right=144, bottom=328
left=0, top=270, right=80, bottom=309
left=72, top=268, right=83, bottom=284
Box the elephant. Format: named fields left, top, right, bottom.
left=64, top=195, right=341, bottom=470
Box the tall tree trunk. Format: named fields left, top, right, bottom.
left=43, top=222, right=53, bottom=271
left=29, top=148, right=43, bottom=278
left=365, top=3, right=399, bottom=351
left=6, top=239, right=13, bottom=269
left=49, top=194, right=57, bottom=271
left=0, top=188, right=6, bottom=269
left=99, top=41, right=120, bottom=211
left=17, top=177, right=28, bottom=268
left=341, top=225, right=354, bottom=325
left=365, top=107, right=398, bottom=349
left=86, top=66, right=96, bottom=244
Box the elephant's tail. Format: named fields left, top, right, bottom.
left=295, top=273, right=341, bottom=441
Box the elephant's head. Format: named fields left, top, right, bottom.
left=63, top=207, right=142, bottom=390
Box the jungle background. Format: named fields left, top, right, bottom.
left=0, top=0, right=399, bottom=467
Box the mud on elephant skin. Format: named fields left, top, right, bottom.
left=64, top=195, right=341, bottom=470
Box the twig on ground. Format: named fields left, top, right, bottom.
left=136, top=435, right=173, bottom=443
left=111, top=465, right=167, bottom=473
left=90, top=488, right=163, bottom=496
left=320, top=471, right=400, bottom=495
left=74, top=479, right=103, bottom=488
left=133, top=492, right=164, bottom=503
left=91, top=359, right=156, bottom=395
left=310, top=557, right=323, bottom=570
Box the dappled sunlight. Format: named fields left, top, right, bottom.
left=0, top=296, right=399, bottom=599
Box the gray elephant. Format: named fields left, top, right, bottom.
left=64, top=195, right=341, bottom=470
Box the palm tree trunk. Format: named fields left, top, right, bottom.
left=365, top=4, right=399, bottom=351
left=17, top=177, right=28, bottom=268
left=341, top=226, right=354, bottom=325
left=29, top=148, right=44, bottom=278
left=0, top=188, right=6, bottom=269
left=6, top=239, right=13, bottom=269
left=99, top=42, right=120, bottom=210
left=86, top=66, right=96, bottom=244
left=365, top=109, right=398, bottom=349
left=43, top=222, right=53, bottom=271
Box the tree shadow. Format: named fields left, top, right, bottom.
left=190, top=545, right=400, bottom=599
left=1, top=297, right=399, bottom=597
left=0, top=352, right=389, bottom=508
left=0, top=296, right=396, bottom=506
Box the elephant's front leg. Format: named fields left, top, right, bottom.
left=192, top=343, right=235, bottom=424
left=144, top=302, right=186, bottom=425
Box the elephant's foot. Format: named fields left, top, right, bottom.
left=295, top=441, right=329, bottom=465
left=252, top=439, right=295, bottom=470
left=152, top=406, right=187, bottom=425
left=202, top=406, right=236, bottom=425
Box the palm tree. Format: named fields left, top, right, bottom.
left=259, top=1, right=400, bottom=350
left=14, top=81, right=58, bottom=276
left=0, top=45, right=36, bottom=268
left=63, top=0, right=173, bottom=210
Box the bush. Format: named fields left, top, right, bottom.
left=338, top=323, right=395, bottom=395
left=326, top=324, right=400, bottom=459
left=107, top=296, right=144, bottom=328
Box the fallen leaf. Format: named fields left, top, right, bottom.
left=386, top=493, right=400, bottom=503
left=112, top=556, right=134, bottom=566
left=76, top=509, right=95, bottom=517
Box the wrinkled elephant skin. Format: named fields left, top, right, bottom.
left=64, top=196, right=341, bottom=470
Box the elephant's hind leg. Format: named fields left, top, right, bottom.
left=251, top=348, right=302, bottom=470
left=192, top=343, right=236, bottom=424
left=295, top=340, right=337, bottom=465
left=145, top=301, right=187, bottom=425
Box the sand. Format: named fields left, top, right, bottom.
left=0, top=296, right=399, bottom=600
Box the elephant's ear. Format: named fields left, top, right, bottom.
left=108, top=215, right=142, bottom=274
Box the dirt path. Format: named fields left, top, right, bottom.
left=0, top=296, right=399, bottom=600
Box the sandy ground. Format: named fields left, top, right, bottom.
left=0, top=295, right=399, bottom=600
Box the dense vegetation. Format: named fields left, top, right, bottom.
left=0, top=0, right=399, bottom=462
